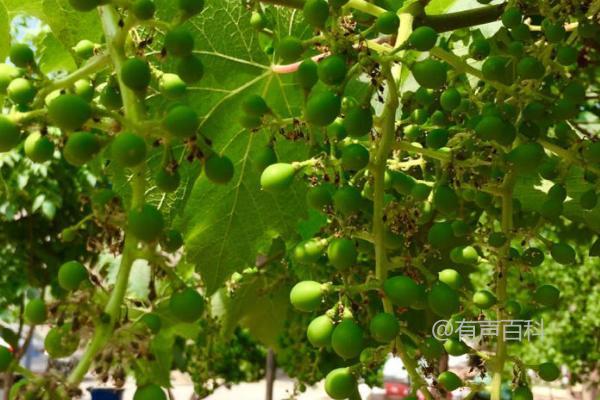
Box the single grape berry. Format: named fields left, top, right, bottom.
left=307, top=184, right=333, bottom=210
left=333, top=186, right=363, bottom=215
left=391, top=171, right=416, bottom=195
left=317, top=55, right=347, bottom=86
left=580, top=189, right=598, bottom=210
left=164, top=105, right=199, bottom=138
left=370, top=313, right=399, bottom=343
left=9, top=44, right=35, bottom=68
left=159, top=73, right=187, bottom=98
left=534, top=284, right=560, bottom=307
left=277, top=36, right=304, bottom=63
left=482, top=56, right=514, bottom=84
left=131, top=0, right=156, bottom=20
left=0, top=347, right=12, bottom=372
left=303, top=0, right=329, bottom=28
left=48, top=94, right=92, bottom=131
left=469, top=38, right=490, bottom=59
left=427, top=221, right=455, bottom=249
left=260, top=163, right=297, bottom=191
left=294, top=239, right=325, bottom=264
left=522, top=247, right=544, bottom=266
left=512, top=386, right=533, bottom=400
left=511, top=23, right=532, bottom=41
left=121, top=58, right=151, bottom=91
left=177, top=55, right=204, bottom=83
left=296, top=59, right=318, bottom=90
left=68, top=0, right=99, bottom=12
left=556, top=45, right=577, bottom=66
left=550, top=242, right=576, bottom=264
left=205, top=154, right=234, bottom=184
left=169, top=288, right=204, bottom=322
left=440, top=88, right=461, bottom=111
left=155, top=168, right=181, bottom=193
left=428, top=282, right=460, bottom=317
left=438, top=269, right=463, bottom=290
left=537, top=362, right=560, bottom=381
left=58, top=261, right=88, bottom=291
left=437, top=371, right=462, bottom=391
left=517, top=56, right=545, bottom=80
left=412, top=59, right=446, bottom=89
left=450, top=245, right=479, bottom=264
left=73, top=79, right=94, bottom=102
left=64, top=131, right=101, bottom=166
left=160, top=230, right=184, bottom=253
left=290, top=281, right=323, bottom=312
left=341, top=143, right=369, bottom=171
left=343, top=106, right=373, bottom=137
left=242, top=94, right=270, bottom=117
left=178, top=0, right=204, bottom=16
left=501, top=7, right=522, bottom=28
left=384, top=276, right=421, bottom=308
left=100, top=83, right=123, bottom=110
left=542, top=19, right=565, bottom=43
left=24, top=132, right=54, bottom=163
left=506, top=142, right=545, bottom=173
left=165, top=28, right=194, bottom=58
left=250, top=12, right=267, bottom=30
left=433, top=185, right=459, bottom=215
left=376, top=11, right=400, bottom=35
left=0, top=64, right=18, bottom=94
left=408, top=26, right=438, bottom=51
left=473, top=290, right=497, bottom=309
left=25, top=299, right=47, bottom=325
left=331, top=319, right=364, bottom=359
left=44, top=324, right=79, bottom=358
left=73, top=40, right=96, bottom=59
left=306, top=315, right=334, bottom=347
left=128, top=204, right=165, bottom=243
left=325, top=368, right=356, bottom=400
left=0, top=117, right=20, bottom=152
left=505, top=300, right=522, bottom=316
left=7, top=78, right=35, bottom=105
left=140, top=313, right=162, bottom=334
left=111, top=132, right=147, bottom=168
left=421, top=337, right=444, bottom=359
left=305, top=90, right=341, bottom=126
left=133, top=384, right=167, bottom=400
left=488, top=231, right=507, bottom=247
left=444, top=337, right=470, bottom=356
left=327, top=238, right=357, bottom=269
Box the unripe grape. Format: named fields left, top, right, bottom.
left=343, top=106, right=373, bottom=137
left=450, top=245, right=479, bottom=264
left=165, top=28, right=194, bottom=58
left=537, top=362, right=560, bottom=381
left=250, top=12, right=267, bottom=30
left=242, top=94, right=270, bottom=117
left=58, top=261, right=88, bottom=291
left=482, top=56, right=514, bottom=84
left=451, top=220, right=469, bottom=237
left=391, top=171, right=415, bottom=195
left=159, top=73, right=186, bottom=98
left=563, top=81, right=585, bottom=104
left=178, top=0, right=204, bottom=16
left=505, top=300, right=521, bottom=316
left=534, top=284, right=560, bottom=307
left=205, top=154, right=234, bottom=184
left=0, top=64, right=18, bottom=94
left=327, top=238, right=357, bottom=269
left=294, top=239, right=325, bottom=263
left=444, top=337, right=469, bottom=355
left=408, top=26, right=438, bottom=51
left=155, top=168, right=181, bottom=193
left=72, top=79, right=94, bottom=102
left=121, top=58, right=151, bottom=91
left=501, top=7, right=522, bottom=28
left=68, top=0, right=99, bottom=12
left=128, top=204, right=164, bottom=243
left=412, top=59, right=446, bottom=89
left=140, top=313, right=162, bottom=334
left=556, top=46, right=577, bottom=66
left=164, top=105, right=199, bottom=138
left=100, top=83, right=122, bottom=110
left=384, top=276, right=420, bottom=308
left=303, top=0, right=329, bottom=28
left=341, top=143, right=369, bottom=171
left=469, top=38, right=490, bottom=60
left=376, top=11, right=400, bottom=35
left=550, top=242, right=575, bottom=264
left=73, top=40, right=96, bottom=59
left=488, top=232, right=507, bottom=247
left=427, top=221, right=455, bottom=249
left=160, top=230, right=184, bottom=253
left=260, top=163, right=296, bottom=191
left=507, top=41, right=524, bottom=57
left=0, top=347, right=12, bottom=372
left=369, top=313, right=399, bottom=343
left=25, top=299, right=47, bottom=325
left=325, top=368, right=356, bottom=400
left=111, top=132, right=146, bottom=167
left=318, top=55, right=347, bottom=86
left=440, top=88, right=460, bottom=111
left=177, top=55, right=204, bottom=83
left=277, top=37, right=304, bottom=63
left=169, top=288, right=204, bottom=322
left=49, top=94, right=92, bottom=131
left=296, top=59, right=318, bottom=90
left=0, top=117, right=20, bottom=152
left=9, top=44, right=35, bottom=68
left=426, top=128, right=448, bottom=149
left=428, top=282, right=460, bottom=317
left=306, top=315, right=334, bottom=347
left=517, top=56, right=545, bottom=80
left=583, top=142, right=600, bottom=164
left=580, top=189, right=597, bottom=210
left=331, top=319, right=364, bottom=359
left=64, top=131, right=100, bottom=166
left=473, top=290, right=497, bottom=309
left=44, top=324, right=79, bottom=358
left=24, top=132, right=54, bottom=163
left=438, top=269, right=462, bottom=290
left=131, top=0, right=156, bottom=20
left=437, top=371, right=462, bottom=391
left=512, top=386, right=533, bottom=400
left=522, top=247, right=544, bottom=266
left=506, top=142, right=545, bottom=173
left=433, top=185, right=459, bottom=215
left=133, top=384, right=167, bottom=400
left=290, top=281, right=323, bottom=312
left=305, top=90, right=341, bottom=126
left=254, top=146, right=277, bottom=172
left=333, top=186, right=363, bottom=215
left=7, top=78, right=35, bottom=105
left=542, top=19, right=565, bottom=43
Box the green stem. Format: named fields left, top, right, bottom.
left=418, top=4, right=505, bottom=32
left=538, top=138, right=600, bottom=176
left=393, top=140, right=451, bottom=162
left=346, top=0, right=386, bottom=17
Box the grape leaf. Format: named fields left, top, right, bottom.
left=0, top=1, right=10, bottom=60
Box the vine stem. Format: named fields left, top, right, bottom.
left=67, top=4, right=145, bottom=386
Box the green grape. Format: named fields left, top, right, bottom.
left=7, top=78, right=35, bottom=105
left=331, top=320, right=364, bottom=359
left=333, top=186, right=363, bottom=215
left=428, top=282, right=460, bottom=317
left=277, top=36, right=304, bottom=63
left=306, top=315, right=334, bottom=347
left=128, top=204, right=164, bottom=243
left=512, top=386, right=533, bottom=400
left=131, top=0, right=156, bottom=20
left=343, top=106, right=373, bottom=137
left=537, top=362, right=560, bottom=381
left=254, top=146, right=277, bottom=172
left=384, top=276, right=420, bottom=307
left=205, top=154, right=234, bottom=184
left=72, top=79, right=94, bottom=102
left=488, top=232, right=507, bottom=247
left=242, top=94, right=270, bottom=117
left=552, top=98, right=578, bottom=120
left=522, top=247, right=544, bottom=266
left=178, top=0, right=204, bottom=16
left=250, top=12, right=267, bottom=30
left=518, top=120, right=540, bottom=139
left=325, top=368, right=356, bottom=400
left=260, top=163, right=296, bottom=191
left=120, top=58, right=151, bottom=91
left=0, top=347, right=12, bottom=372
left=164, top=105, right=199, bottom=138
left=133, top=384, right=167, bottom=400
left=556, top=45, right=577, bottom=66
left=437, top=371, right=462, bottom=391
left=511, top=23, right=532, bottom=41
left=160, top=230, right=184, bottom=253
left=307, top=184, right=333, bottom=210
left=433, top=185, right=459, bottom=215
left=505, top=300, right=521, bottom=316
left=376, top=11, right=400, bottom=35
left=550, top=242, right=576, bottom=264
left=318, top=55, right=347, bottom=86
left=177, top=55, right=204, bottom=83
left=290, top=281, right=323, bottom=312
left=24, top=132, right=54, bottom=163
left=563, top=81, right=585, bottom=104
left=296, top=59, right=319, bottom=90
left=327, top=238, right=357, bottom=269
left=421, top=337, right=444, bottom=359
left=327, top=118, right=347, bottom=140
left=9, top=44, right=35, bottom=68
left=410, top=108, right=428, bottom=124
left=100, top=83, right=122, bottom=110
left=430, top=110, right=447, bottom=126
left=501, top=7, right=522, bottom=29
left=482, top=56, right=514, bottom=84
left=44, top=324, right=79, bottom=358
left=111, top=132, right=147, bottom=167
left=507, top=41, right=524, bottom=57
left=63, top=131, right=100, bottom=166
left=303, top=0, right=329, bottom=28
left=440, top=88, right=460, bottom=111
left=412, top=59, right=446, bottom=89
left=443, top=337, right=469, bottom=355
left=155, top=168, right=181, bottom=193
left=391, top=171, right=416, bottom=195
left=450, top=245, right=479, bottom=264
left=0, top=116, right=20, bottom=152
left=517, top=56, right=545, bottom=80
left=48, top=94, right=92, bottom=131
left=522, top=101, right=545, bottom=121
left=534, top=284, right=560, bottom=307
left=541, top=197, right=563, bottom=219
left=294, top=239, right=325, bottom=263
left=0, top=64, right=18, bottom=94
left=159, top=73, right=187, bottom=98
left=58, top=261, right=88, bottom=291
left=165, top=28, right=195, bottom=57
left=140, top=313, right=162, bottom=334
left=580, top=189, right=597, bottom=210
left=414, top=87, right=434, bottom=106
left=305, top=90, right=341, bottom=126
left=408, top=26, right=438, bottom=51
left=73, top=40, right=96, bottom=59
left=469, top=38, right=490, bottom=60
left=506, top=142, right=545, bottom=173
left=24, top=299, right=47, bottom=325
left=169, top=288, right=204, bottom=322
left=341, top=143, right=369, bottom=171
left=472, top=290, right=497, bottom=309
left=427, top=221, right=455, bottom=249
left=426, top=128, right=449, bottom=149
left=68, top=0, right=99, bottom=11
left=542, top=19, right=565, bottom=43
left=438, top=269, right=463, bottom=290
left=548, top=183, right=566, bottom=201
left=369, top=313, right=399, bottom=343
left=583, top=142, right=600, bottom=164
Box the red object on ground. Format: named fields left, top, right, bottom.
left=384, top=381, right=410, bottom=398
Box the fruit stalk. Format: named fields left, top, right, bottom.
left=419, top=4, right=505, bottom=32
